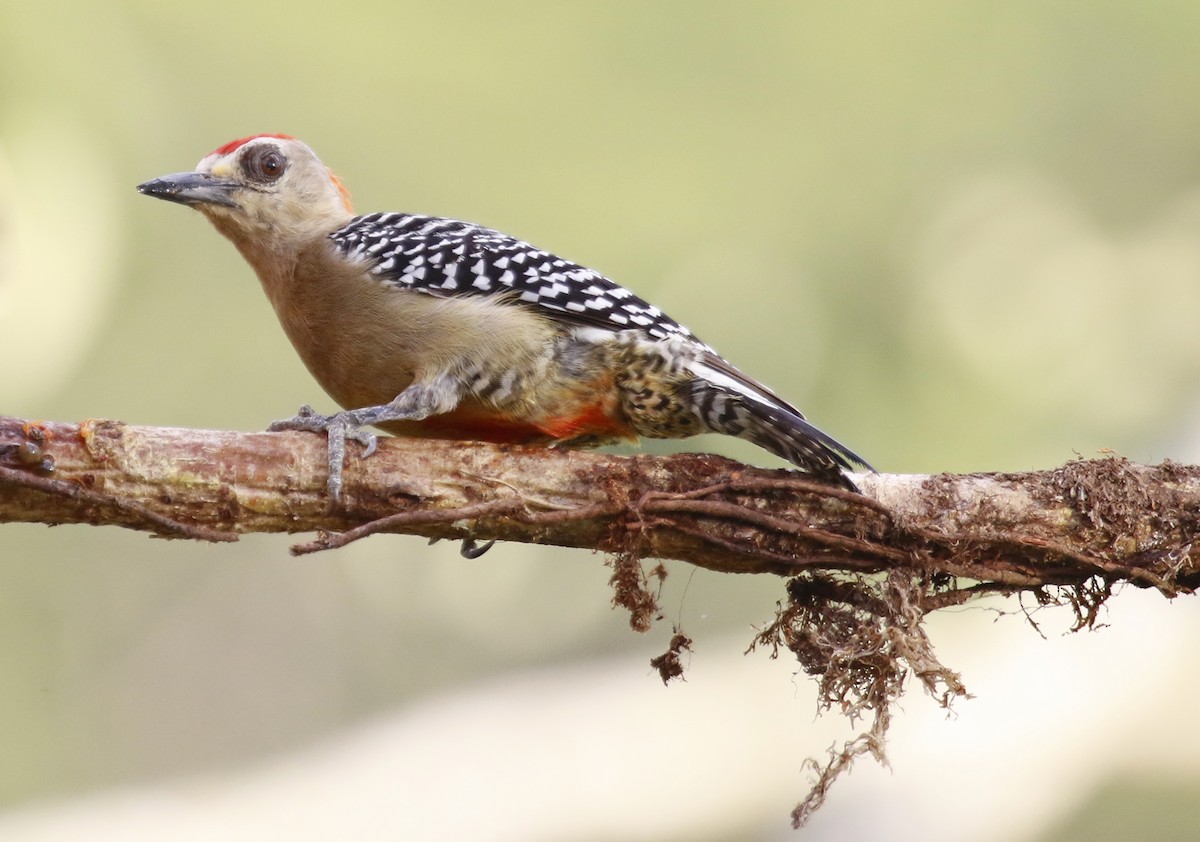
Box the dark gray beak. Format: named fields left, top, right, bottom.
left=137, top=171, right=240, bottom=208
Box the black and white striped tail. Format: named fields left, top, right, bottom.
left=689, top=381, right=871, bottom=491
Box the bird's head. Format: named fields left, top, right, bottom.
left=138, top=134, right=355, bottom=253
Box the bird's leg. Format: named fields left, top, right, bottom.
left=269, top=377, right=461, bottom=501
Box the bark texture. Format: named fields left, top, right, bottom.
left=4, top=414, right=1197, bottom=827
left=3, top=415, right=1197, bottom=591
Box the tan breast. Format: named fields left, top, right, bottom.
left=256, top=243, right=561, bottom=413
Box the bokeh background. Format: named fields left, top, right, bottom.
left=3, top=2, right=1200, bottom=840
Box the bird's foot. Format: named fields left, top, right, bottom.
left=269, top=405, right=377, bottom=501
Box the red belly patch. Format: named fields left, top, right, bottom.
left=385, top=401, right=633, bottom=445
left=534, top=403, right=633, bottom=441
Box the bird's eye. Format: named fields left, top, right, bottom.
left=244, top=146, right=287, bottom=183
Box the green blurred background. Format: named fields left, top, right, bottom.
left=3, top=2, right=1200, bottom=840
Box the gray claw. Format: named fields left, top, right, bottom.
left=348, top=428, right=378, bottom=458
left=460, top=538, right=496, bottom=559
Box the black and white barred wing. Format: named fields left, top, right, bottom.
left=330, top=213, right=705, bottom=345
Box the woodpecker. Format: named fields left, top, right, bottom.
left=138, top=135, right=870, bottom=500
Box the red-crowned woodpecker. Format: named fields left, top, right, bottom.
left=138, top=135, right=870, bottom=500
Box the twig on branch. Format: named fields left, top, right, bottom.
left=3, top=413, right=1199, bottom=826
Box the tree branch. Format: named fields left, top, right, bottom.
left=4, top=413, right=1197, bottom=826
left=3, top=415, right=1197, bottom=589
